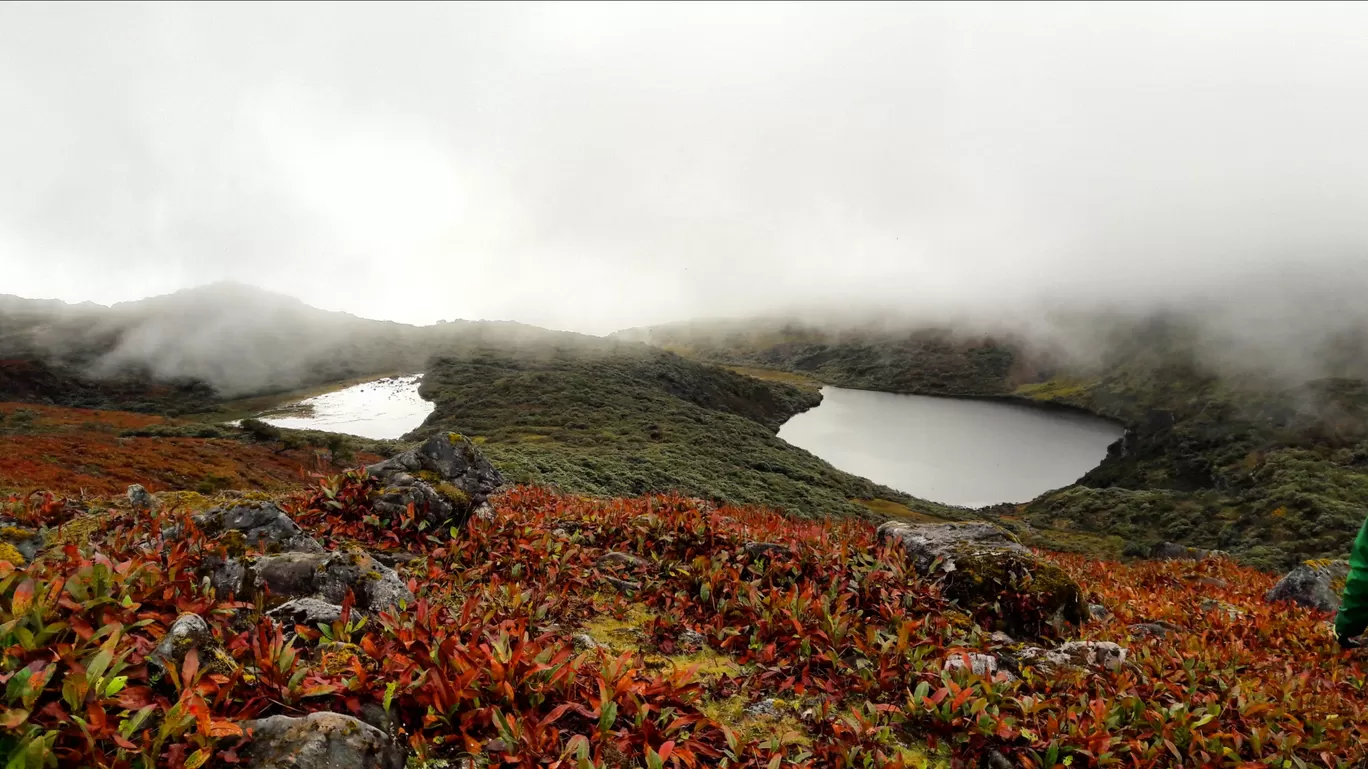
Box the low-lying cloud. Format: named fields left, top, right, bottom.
left=4, top=3, right=1368, bottom=342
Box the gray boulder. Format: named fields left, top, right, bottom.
left=238, top=712, right=404, bottom=769
left=149, top=613, right=236, bottom=681
left=876, top=521, right=1086, bottom=639
left=365, top=434, right=503, bottom=530
left=194, top=502, right=323, bottom=554
left=211, top=551, right=412, bottom=613
left=1266, top=560, right=1350, bottom=613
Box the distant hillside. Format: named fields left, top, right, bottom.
left=407, top=341, right=962, bottom=520
left=620, top=314, right=1368, bottom=569
left=0, top=282, right=583, bottom=406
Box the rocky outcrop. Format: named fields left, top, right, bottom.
left=192, top=501, right=324, bottom=554
left=365, top=433, right=504, bottom=530
left=1012, top=641, right=1127, bottom=676
left=1266, top=560, right=1350, bottom=612
left=211, top=550, right=412, bottom=613
left=877, top=521, right=1086, bottom=639
left=237, top=712, right=404, bottom=769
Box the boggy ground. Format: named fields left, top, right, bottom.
left=2, top=470, right=1366, bottom=768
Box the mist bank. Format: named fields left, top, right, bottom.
left=0, top=282, right=597, bottom=401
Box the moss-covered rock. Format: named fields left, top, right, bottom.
left=0, top=525, right=44, bottom=563
left=1266, top=559, right=1350, bottom=612
left=878, top=521, right=1086, bottom=639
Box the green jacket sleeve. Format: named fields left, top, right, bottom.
left=1336, top=517, right=1368, bottom=641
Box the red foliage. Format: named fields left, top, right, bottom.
left=5, top=477, right=1368, bottom=767
left=0, top=403, right=372, bottom=496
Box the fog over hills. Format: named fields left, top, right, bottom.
left=5, top=4, right=1368, bottom=340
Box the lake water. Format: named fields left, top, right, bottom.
left=259, top=375, right=434, bottom=440
left=777, top=386, right=1124, bottom=507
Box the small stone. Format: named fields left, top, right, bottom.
left=1128, top=621, right=1181, bottom=638
left=598, top=551, right=649, bottom=569
left=602, top=576, right=641, bottom=593
left=150, top=613, right=236, bottom=681
left=267, top=598, right=345, bottom=628
left=744, top=698, right=785, bottom=718
left=1088, top=603, right=1111, bottom=620
left=743, top=542, right=791, bottom=559
left=677, top=629, right=707, bottom=651
left=572, top=633, right=600, bottom=651
left=127, top=484, right=154, bottom=511
left=989, top=631, right=1015, bottom=645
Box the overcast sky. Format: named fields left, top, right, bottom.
left=4, top=2, right=1368, bottom=334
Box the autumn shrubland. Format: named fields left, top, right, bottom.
left=0, top=402, right=382, bottom=497
left=2, top=467, right=1366, bottom=768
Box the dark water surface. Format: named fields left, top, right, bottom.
left=777, top=386, right=1124, bottom=507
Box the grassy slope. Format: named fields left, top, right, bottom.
left=407, top=341, right=964, bottom=520
left=622, top=317, right=1368, bottom=570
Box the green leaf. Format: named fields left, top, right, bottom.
left=598, top=701, right=618, bottom=732
left=383, top=681, right=397, bottom=714
left=104, top=676, right=128, bottom=697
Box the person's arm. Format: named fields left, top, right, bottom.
left=1336, top=517, right=1368, bottom=646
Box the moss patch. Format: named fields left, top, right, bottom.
left=698, top=696, right=809, bottom=747
left=0, top=541, right=24, bottom=565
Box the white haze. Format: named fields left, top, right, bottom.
left=3, top=2, right=1368, bottom=338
